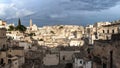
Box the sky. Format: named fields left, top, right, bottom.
left=1, top=0, right=120, bottom=26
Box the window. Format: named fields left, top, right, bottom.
left=118, top=27, right=120, bottom=33
left=0, top=59, right=4, bottom=64
left=103, top=30, right=105, bottom=33
left=63, top=56, right=65, bottom=60
left=80, top=61, right=82, bottom=64
left=106, top=36, right=109, bottom=40
left=3, top=45, right=5, bottom=49
left=87, top=48, right=90, bottom=54
left=8, top=59, right=12, bottom=63
left=112, top=30, right=114, bottom=34
left=107, top=30, right=109, bottom=33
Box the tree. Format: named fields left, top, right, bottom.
left=15, top=18, right=26, bottom=32
left=18, top=18, right=21, bottom=26
left=8, top=25, right=15, bottom=31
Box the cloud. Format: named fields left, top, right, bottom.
left=1, top=0, right=120, bottom=26
left=1, top=0, right=120, bottom=20
left=60, top=0, right=120, bottom=11
left=49, top=13, right=69, bottom=19
left=0, top=0, right=35, bottom=19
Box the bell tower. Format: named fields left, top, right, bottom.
left=29, top=19, right=33, bottom=30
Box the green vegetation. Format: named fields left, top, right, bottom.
left=8, top=18, right=26, bottom=32
left=8, top=25, right=15, bottom=31
left=15, top=18, right=26, bottom=32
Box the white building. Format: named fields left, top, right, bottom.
left=6, top=31, right=24, bottom=40
left=0, top=20, right=6, bottom=27
left=69, top=39, right=84, bottom=46
left=8, top=56, right=25, bottom=68
left=19, top=41, right=32, bottom=49
left=8, top=56, right=19, bottom=68
left=73, top=53, right=92, bottom=68
left=31, top=24, right=38, bottom=31
left=6, top=23, right=15, bottom=30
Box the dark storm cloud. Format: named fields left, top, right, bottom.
left=60, top=0, right=120, bottom=11
left=3, top=0, right=120, bottom=26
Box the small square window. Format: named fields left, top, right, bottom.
left=112, top=30, right=114, bottom=34
left=80, top=61, right=82, bottom=64
left=103, top=30, right=105, bottom=33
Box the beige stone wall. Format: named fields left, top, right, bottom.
left=18, top=57, right=25, bottom=67
left=0, top=28, right=7, bottom=49
left=43, top=54, right=59, bottom=66
left=8, top=49, right=24, bottom=57
left=60, top=51, right=74, bottom=63
left=10, top=59, right=19, bottom=68
left=0, top=52, right=8, bottom=64
left=97, top=25, right=119, bottom=40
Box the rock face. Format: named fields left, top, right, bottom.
left=92, top=39, right=120, bottom=68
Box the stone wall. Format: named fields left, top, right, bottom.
left=92, top=40, right=120, bottom=68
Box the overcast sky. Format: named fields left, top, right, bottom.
left=1, top=0, right=120, bottom=26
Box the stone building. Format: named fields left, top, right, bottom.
left=0, top=51, right=8, bottom=67
left=92, top=34, right=120, bottom=68
left=60, top=50, right=80, bottom=64
left=97, top=23, right=120, bottom=40
left=0, top=28, right=7, bottom=50
left=0, top=22, right=25, bottom=68
left=69, top=39, right=84, bottom=46
left=43, top=54, right=59, bottom=66
left=85, top=25, right=97, bottom=44
left=73, top=52, right=92, bottom=68
left=0, top=27, right=8, bottom=67
left=0, top=20, right=7, bottom=26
